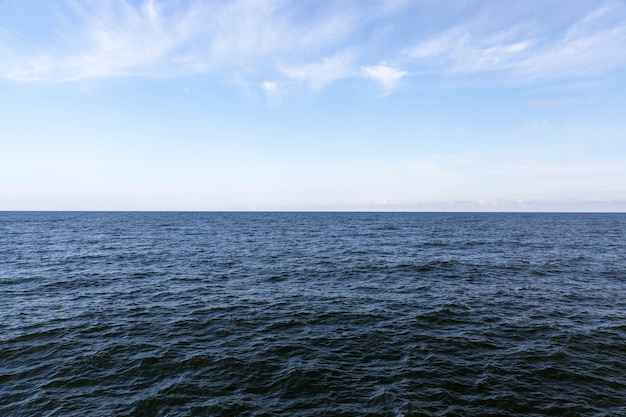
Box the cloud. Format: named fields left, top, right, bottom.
left=361, top=63, right=406, bottom=93
left=282, top=53, right=355, bottom=91
left=0, top=0, right=366, bottom=81
left=403, top=2, right=626, bottom=81
left=403, top=23, right=538, bottom=73
left=260, top=80, right=283, bottom=104
left=0, top=0, right=192, bottom=80
left=261, top=80, right=278, bottom=93
left=143, top=0, right=159, bottom=26
left=516, top=26, right=626, bottom=80
left=2, top=0, right=626, bottom=93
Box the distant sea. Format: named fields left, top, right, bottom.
left=1, top=212, right=625, bottom=416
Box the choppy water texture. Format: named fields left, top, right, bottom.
left=1, top=212, right=626, bottom=416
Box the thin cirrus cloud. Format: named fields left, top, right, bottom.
left=0, top=0, right=192, bottom=80
left=0, top=0, right=364, bottom=80
left=402, top=1, right=626, bottom=81
left=281, top=53, right=355, bottom=91
left=1, top=0, right=626, bottom=92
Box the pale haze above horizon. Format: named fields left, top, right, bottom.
left=2, top=0, right=626, bottom=211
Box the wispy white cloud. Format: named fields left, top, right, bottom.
left=201, top=0, right=321, bottom=69
left=403, top=1, right=626, bottom=81
left=1, top=0, right=192, bottom=80
left=260, top=79, right=283, bottom=104
left=0, top=0, right=366, bottom=82
left=361, top=63, right=406, bottom=93
left=2, top=0, right=626, bottom=92
left=282, top=53, right=355, bottom=91
left=516, top=26, right=626, bottom=80
left=261, top=80, right=278, bottom=93
left=403, top=22, right=538, bottom=73
left=143, top=0, right=159, bottom=26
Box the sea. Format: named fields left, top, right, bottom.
left=1, top=211, right=625, bottom=416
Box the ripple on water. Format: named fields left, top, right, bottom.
left=1, top=212, right=626, bottom=416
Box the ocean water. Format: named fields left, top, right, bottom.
left=1, top=212, right=625, bottom=416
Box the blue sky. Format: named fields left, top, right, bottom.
left=1, top=0, right=625, bottom=211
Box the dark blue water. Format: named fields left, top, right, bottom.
left=1, top=212, right=625, bottom=416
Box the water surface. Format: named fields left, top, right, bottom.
left=1, top=212, right=625, bottom=416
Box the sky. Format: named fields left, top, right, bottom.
left=1, top=0, right=626, bottom=211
